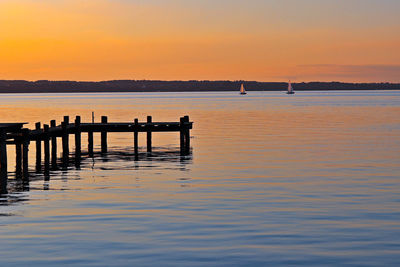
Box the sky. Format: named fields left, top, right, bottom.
left=0, top=0, right=399, bottom=82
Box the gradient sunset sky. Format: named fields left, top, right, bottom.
left=0, top=0, right=399, bottom=82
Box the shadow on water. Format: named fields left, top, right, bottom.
left=0, top=146, right=192, bottom=208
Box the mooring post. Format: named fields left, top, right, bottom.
left=88, top=131, right=94, bottom=157
left=50, top=120, right=57, bottom=169
left=147, top=116, right=152, bottom=153
left=0, top=129, right=6, bottom=194
left=15, top=137, right=22, bottom=177
left=75, top=116, right=81, bottom=162
left=101, top=116, right=108, bottom=153
left=0, top=130, right=7, bottom=187
left=183, top=115, right=190, bottom=154
left=43, top=124, right=50, bottom=172
left=35, top=122, right=42, bottom=172
left=62, top=116, right=69, bottom=165
left=22, top=129, right=30, bottom=179
left=180, top=117, right=185, bottom=155
left=134, top=118, right=139, bottom=160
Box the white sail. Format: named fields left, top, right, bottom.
left=287, top=80, right=294, bottom=94
left=240, top=83, right=246, bottom=94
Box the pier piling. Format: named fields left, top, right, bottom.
left=44, top=124, right=50, bottom=172
left=15, top=139, right=22, bottom=177
left=50, top=120, right=57, bottom=169
left=0, top=129, right=7, bottom=177
left=35, top=122, right=41, bottom=172
left=22, top=129, right=30, bottom=178
left=1, top=115, right=192, bottom=184
left=101, top=116, right=108, bottom=153
left=62, top=116, right=69, bottom=165
left=134, top=118, right=139, bottom=160
left=75, top=116, right=81, bottom=162
left=147, top=116, right=152, bottom=153
left=184, top=116, right=190, bottom=154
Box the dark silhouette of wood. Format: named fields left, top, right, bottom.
left=0, top=130, right=6, bottom=194
left=180, top=117, right=185, bottom=155
left=101, top=116, right=108, bottom=153
left=35, top=122, right=41, bottom=172
left=147, top=116, right=152, bottom=153
left=22, top=129, right=30, bottom=179
left=134, top=118, right=139, bottom=160
left=88, top=131, right=94, bottom=157
left=184, top=116, right=190, bottom=154
left=15, top=139, right=22, bottom=177
left=62, top=116, right=69, bottom=165
left=75, top=116, right=81, bottom=163
left=0, top=129, right=7, bottom=193
left=50, top=120, right=57, bottom=169
left=44, top=124, right=50, bottom=173
left=0, top=116, right=193, bottom=187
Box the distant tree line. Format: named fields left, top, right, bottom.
left=0, top=80, right=399, bottom=93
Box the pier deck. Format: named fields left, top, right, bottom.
left=0, top=116, right=192, bottom=194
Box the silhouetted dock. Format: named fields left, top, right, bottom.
left=0, top=116, right=192, bottom=194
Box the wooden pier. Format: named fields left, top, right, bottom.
left=0, top=116, right=192, bottom=194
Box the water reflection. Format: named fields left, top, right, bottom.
left=1, top=146, right=192, bottom=207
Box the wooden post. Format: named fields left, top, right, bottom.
left=180, top=117, right=185, bottom=155
left=50, top=120, right=57, bottom=169
left=0, top=132, right=6, bottom=194
left=75, top=116, right=81, bottom=162
left=22, top=129, right=30, bottom=179
left=0, top=129, right=7, bottom=193
left=184, top=115, right=190, bottom=154
left=147, top=116, right=152, bottom=153
left=88, top=131, right=94, bottom=157
left=62, top=116, right=69, bottom=165
left=43, top=124, right=50, bottom=172
left=101, top=116, right=108, bottom=153
left=134, top=118, right=139, bottom=160
left=15, top=139, right=22, bottom=177
left=88, top=111, right=94, bottom=157
left=35, top=122, right=41, bottom=172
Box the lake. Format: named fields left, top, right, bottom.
left=1, top=91, right=400, bottom=266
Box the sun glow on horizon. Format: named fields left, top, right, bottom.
left=0, top=0, right=399, bottom=82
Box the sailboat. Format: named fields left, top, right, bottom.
left=287, top=80, right=295, bottom=94
left=240, top=83, right=247, bottom=95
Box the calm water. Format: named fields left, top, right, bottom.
left=1, top=91, right=400, bottom=266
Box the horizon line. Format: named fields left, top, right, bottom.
left=1, top=79, right=399, bottom=84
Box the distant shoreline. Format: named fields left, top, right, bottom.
left=0, top=80, right=399, bottom=93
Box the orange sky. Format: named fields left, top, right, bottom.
left=0, top=0, right=399, bottom=82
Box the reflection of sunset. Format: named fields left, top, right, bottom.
left=1, top=91, right=400, bottom=265
left=0, top=1, right=399, bottom=82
